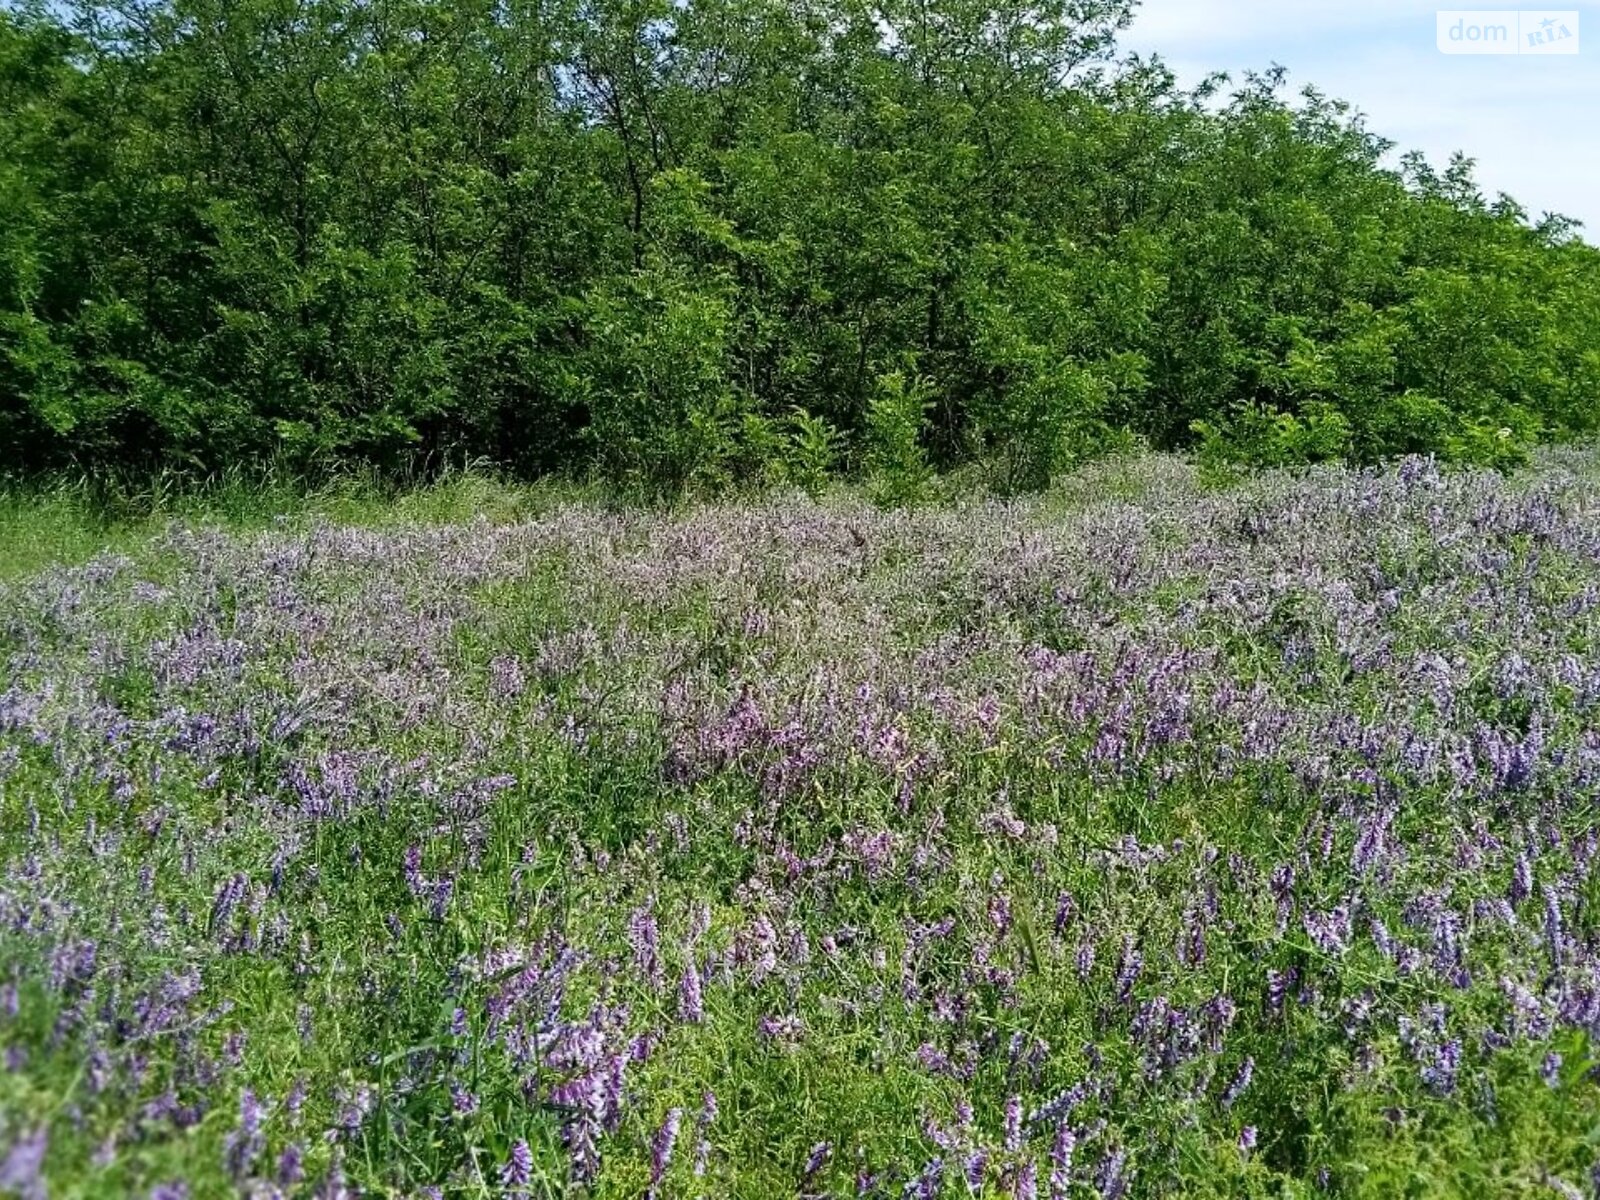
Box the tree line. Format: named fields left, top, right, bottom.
left=2, top=0, right=1597, bottom=495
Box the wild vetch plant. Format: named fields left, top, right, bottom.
left=3, top=452, right=1600, bottom=1196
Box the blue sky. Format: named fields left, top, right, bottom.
left=1121, top=2, right=1598, bottom=236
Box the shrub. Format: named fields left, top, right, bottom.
left=865, top=368, right=936, bottom=509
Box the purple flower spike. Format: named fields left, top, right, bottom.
left=0, top=1127, right=48, bottom=1200
left=1543, top=1051, right=1563, bottom=1088
left=647, top=1107, right=683, bottom=1197
left=964, top=1149, right=990, bottom=1193
left=679, top=961, right=705, bottom=1024
left=1094, top=1145, right=1128, bottom=1200
left=803, top=1141, right=832, bottom=1185
left=908, top=1156, right=945, bottom=1200
left=693, top=1091, right=717, bottom=1178
left=277, top=1143, right=304, bottom=1187
left=1049, top=1126, right=1076, bottom=1199
left=1222, top=1057, right=1255, bottom=1109
left=1004, top=1095, right=1024, bottom=1152
left=501, top=1139, right=534, bottom=1189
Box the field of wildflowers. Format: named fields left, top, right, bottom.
left=3, top=453, right=1600, bottom=1198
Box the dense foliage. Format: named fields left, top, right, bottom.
left=5, top=453, right=1600, bottom=1196
left=1, top=0, right=1598, bottom=492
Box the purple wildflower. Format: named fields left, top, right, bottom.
left=693, top=1091, right=717, bottom=1177
left=647, top=1107, right=682, bottom=1196
left=803, top=1141, right=832, bottom=1184
left=1266, top=968, right=1296, bottom=1015
left=964, top=1149, right=990, bottom=1193
left=1510, top=854, right=1534, bottom=904
left=1014, top=1160, right=1038, bottom=1200
left=277, top=1143, right=304, bottom=1187
left=679, top=961, right=704, bottom=1024
left=907, top=1157, right=945, bottom=1200
left=1544, top=885, right=1567, bottom=965
left=335, top=1083, right=374, bottom=1131
left=1004, top=1095, right=1024, bottom=1152
left=0, top=1127, right=48, bottom=1200
left=1054, top=893, right=1077, bottom=937
left=1352, top=814, right=1386, bottom=876
left=1029, top=1082, right=1089, bottom=1128
left=1049, top=1126, right=1077, bottom=1198
left=989, top=886, right=1013, bottom=937
left=758, top=1013, right=804, bottom=1044
left=1222, top=1057, right=1254, bottom=1109
left=1303, top=903, right=1353, bottom=956
left=223, top=1088, right=265, bottom=1180
left=451, top=1083, right=480, bottom=1115
left=628, top=903, right=664, bottom=989
left=1113, top=936, right=1142, bottom=1003
left=1543, top=1051, right=1563, bottom=1088
left=1422, top=1038, right=1463, bottom=1097
left=1177, top=906, right=1207, bottom=968
left=501, top=1139, right=534, bottom=1189
left=1093, top=1145, right=1128, bottom=1200
left=209, top=873, right=248, bottom=937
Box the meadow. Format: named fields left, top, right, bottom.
left=3, top=451, right=1600, bottom=1198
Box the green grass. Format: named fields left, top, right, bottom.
left=0, top=468, right=604, bottom=582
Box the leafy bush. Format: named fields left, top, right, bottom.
left=1193, top=402, right=1353, bottom=473
left=865, top=367, right=936, bottom=508
left=784, top=407, right=845, bottom=499
left=561, top=264, right=743, bottom=499
left=0, top=1, right=1595, bottom=491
